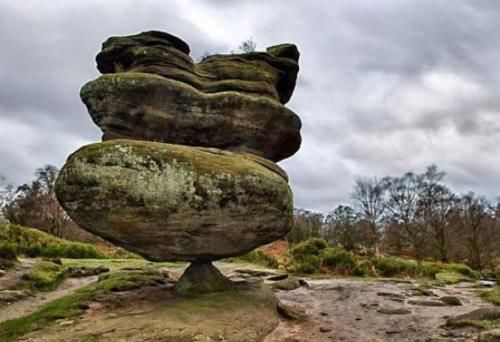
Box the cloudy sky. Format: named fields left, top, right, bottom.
left=1, top=0, right=499, bottom=212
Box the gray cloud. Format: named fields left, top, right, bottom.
left=1, top=0, right=499, bottom=212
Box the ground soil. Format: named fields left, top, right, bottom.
left=0, top=260, right=497, bottom=341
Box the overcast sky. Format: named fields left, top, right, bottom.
left=1, top=0, right=499, bottom=212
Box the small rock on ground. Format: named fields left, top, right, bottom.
left=439, top=296, right=463, bottom=306
left=377, top=307, right=412, bottom=315
left=277, top=302, right=307, bottom=320
left=408, top=300, right=446, bottom=307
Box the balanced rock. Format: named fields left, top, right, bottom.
left=81, top=31, right=301, bottom=162
left=55, top=139, right=293, bottom=262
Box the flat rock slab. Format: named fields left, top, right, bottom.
left=20, top=284, right=280, bottom=342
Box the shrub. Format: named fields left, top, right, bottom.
left=290, top=238, right=328, bottom=260
left=370, top=257, right=422, bottom=277
left=295, top=255, right=321, bottom=274
left=321, top=247, right=366, bottom=276
left=237, top=249, right=279, bottom=268
left=0, top=242, right=18, bottom=260
left=494, top=266, right=500, bottom=280
left=238, top=37, right=257, bottom=53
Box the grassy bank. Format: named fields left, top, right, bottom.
left=287, top=238, right=482, bottom=281
left=0, top=224, right=105, bottom=261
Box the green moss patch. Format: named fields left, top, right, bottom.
left=16, top=260, right=67, bottom=292
left=481, top=287, right=500, bottom=306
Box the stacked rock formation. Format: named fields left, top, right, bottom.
left=55, top=31, right=302, bottom=294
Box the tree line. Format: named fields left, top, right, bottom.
left=0, top=165, right=96, bottom=242
left=289, top=165, right=499, bottom=271
left=1, top=164, right=498, bottom=271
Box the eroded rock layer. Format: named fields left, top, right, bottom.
left=81, top=73, right=301, bottom=162
left=81, top=30, right=302, bottom=162
left=55, top=140, right=293, bottom=262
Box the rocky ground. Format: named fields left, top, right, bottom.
left=265, top=278, right=499, bottom=342
left=0, top=259, right=498, bottom=341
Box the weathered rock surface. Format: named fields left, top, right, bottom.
left=439, top=295, right=463, bottom=306
left=175, top=262, right=233, bottom=295
left=81, top=73, right=302, bottom=162
left=446, top=308, right=500, bottom=326
left=95, top=30, right=299, bottom=104
left=478, top=329, right=500, bottom=342
left=55, top=139, right=293, bottom=262
left=20, top=278, right=280, bottom=342
left=81, top=30, right=302, bottom=162
left=377, top=307, right=412, bottom=315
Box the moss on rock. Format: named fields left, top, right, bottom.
left=81, top=72, right=301, bottom=162
left=55, top=140, right=293, bottom=263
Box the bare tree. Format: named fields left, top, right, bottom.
left=288, top=208, right=324, bottom=244
left=351, top=177, right=387, bottom=255
left=384, top=172, right=427, bottom=262
left=238, top=37, right=257, bottom=53
left=0, top=176, right=14, bottom=223
left=458, top=193, right=497, bottom=270
left=197, top=50, right=211, bottom=63
left=417, top=165, right=457, bottom=262
left=4, top=165, right=70, bottom=238
left=324, top=205, right=359, bottom=251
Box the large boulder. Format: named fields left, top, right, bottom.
left=55, top=140, right=293, bottom=262
left=81, top=72, right=301, bottom=162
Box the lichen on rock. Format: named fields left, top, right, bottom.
left=56, top=140, right=293, bottom=262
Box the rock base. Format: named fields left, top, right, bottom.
left=20, top=280, right=280, bottom=342
left=175, top=262, right=233, bottom=295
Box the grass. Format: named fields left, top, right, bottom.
left=16, top=260, right=67, bottom=292
left=0, top=268, right=167, bottom=341
left=480, top=287, right=500, bottom=306
left=231, top=250, right=279, bottom=268
left=0, top=224, right=105, bottom=259
left=4, top=258, right=183, bottom=296
left=446, top=319, right=496, bottom=330
left=287, top=238, right=482, bottom=280
left=61, top=258, right=183, bottom=270
left=435, top=272, right=471, bottom=284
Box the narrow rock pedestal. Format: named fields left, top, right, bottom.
left=175, top=262, right=233, bottom=296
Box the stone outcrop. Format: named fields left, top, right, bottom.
left=81, top=30, right=301, bottom=162
left=56, top=140, right=292, bottom=262
left=56, top=30, right=302, bottom=294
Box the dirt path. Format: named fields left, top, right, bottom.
left=0, top=276, right=98, bottom=323
left=264, top=278, right=496, bottom=342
